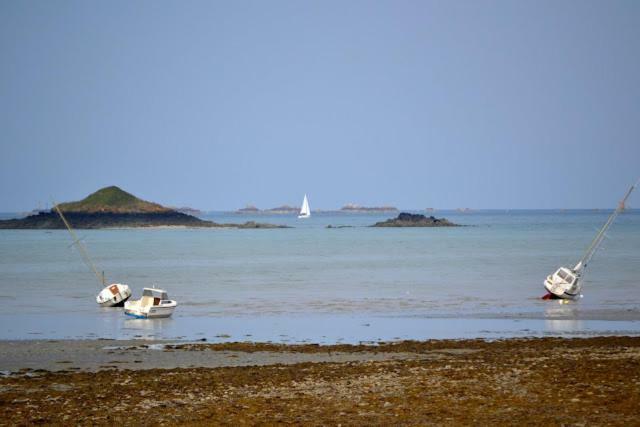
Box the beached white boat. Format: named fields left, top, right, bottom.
left=124, top=288, right=177, bottom=318
left=298, top=194, right=311, bottom=219
left=96, top=283, right=132, bottom=307
left=53, top=203, right=132, bottom=307
left=543, top=180, right=637, bottom=300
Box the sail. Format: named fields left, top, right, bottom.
left=574, top=178, right=638, bottom=272
left=299, top=194, right=310, bottom=217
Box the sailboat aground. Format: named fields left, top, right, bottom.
left=96, top=283, right=132, bottom=307
left=53, top=203, right=132, bottom=307
left=543, top=179, right=638, bottom=300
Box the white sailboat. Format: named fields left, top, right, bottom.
left=543, top=179, right=638, bottom=300
left=53, top=203, right=132, bottom=307
left=298, top=194, right=311, bottom=219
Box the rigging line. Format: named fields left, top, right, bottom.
left=52, top=201, right=106, bottom=288
left=578, top=180, right=637, bottom=269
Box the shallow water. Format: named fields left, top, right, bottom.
left=0, top=210, right=638, bottom=341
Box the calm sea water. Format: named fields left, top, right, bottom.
left=0, top=210, right=638, bottom=342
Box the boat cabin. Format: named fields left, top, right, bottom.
left=140, top=288, right=169, bottom=307
left=554, top=267, right=576, bottom=285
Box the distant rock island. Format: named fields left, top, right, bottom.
left=341, top=204, right=398, bottom=213
left=265, top=205, right=298, bottom=214
left=236, top=205, right=260, bottom=214
left=235, top=205, right=299, bottom=214
left=372, top=212, right=459, bottom=227
left=0, top=187, right=287, bottom=229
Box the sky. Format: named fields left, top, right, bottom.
left=1, top=0, right=639, bottom=211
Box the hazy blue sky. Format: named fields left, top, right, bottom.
left=1, top=0, right=639, bottom=210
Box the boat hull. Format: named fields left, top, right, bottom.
left=543, top=276, right=581, bottom=300
left=124, top=306, right=175, bottom=318
left=124, top=298, right=177, bottom=319
left=124, top=306, right=175, bottom=319
left=96, top=284, right=132, bottom=307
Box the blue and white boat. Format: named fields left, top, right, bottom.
left=124, top=288, right=177, bottom=318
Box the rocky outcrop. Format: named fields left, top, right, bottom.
left=0, top=210, right=212, bottom=229
left=0, top=186, right=286, bottom=229
left=371, top=212, right=458, bottom=227
left=234, top=221, right=290, bottom=229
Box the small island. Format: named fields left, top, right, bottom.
left=235, top=205, right=300, bottom=214
left=341, top=203, right=398, bottom=213
left=265, top=205, right=299, bottom=214
left=0, top=187, right=287, bottom=229
left=371, top=212, right=459, bottom=227
left=236, top=205, right=260, bottom=214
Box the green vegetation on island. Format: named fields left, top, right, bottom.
left=56, top=186, right=170, bottom=214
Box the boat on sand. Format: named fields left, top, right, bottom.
left=124, top=287, right=177, bottom=318
left=53, top=202, right=132, bottom=307
left=543, top=179, right=637, bottom=300
left=96, top=283, right=132, bottom=307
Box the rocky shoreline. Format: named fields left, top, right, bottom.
left=0, top=211, right=289, bottom=229
left=1, top=337, right=638, bottom=425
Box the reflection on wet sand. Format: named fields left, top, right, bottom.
left=544, top=302, right=584, bottom=332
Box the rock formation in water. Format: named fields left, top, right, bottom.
left=371, top=212, right=458, bottom=227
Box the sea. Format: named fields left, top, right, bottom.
left=0, top=210, right=638, bottom=343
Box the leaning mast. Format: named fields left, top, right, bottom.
left=53, top=202, right=106, bottom=288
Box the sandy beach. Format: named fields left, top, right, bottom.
left=1, top=337, right=639, bottom=425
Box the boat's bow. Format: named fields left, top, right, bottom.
left=543, top=267, right=581, bottom=300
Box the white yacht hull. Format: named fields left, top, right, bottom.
left=124, top=295, right=177, bottom=319
left=124, top=305, right=176, bottom=318
left=543, top=275, right=581, bottom=300
left=96, top=284, right=132, bottom=307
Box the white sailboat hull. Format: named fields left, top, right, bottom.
left=96, top=284, right=132, bottom=307
left=543, top=274, right=581, bottom=300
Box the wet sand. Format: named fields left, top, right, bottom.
left=1, top=337, right=639, bottom=425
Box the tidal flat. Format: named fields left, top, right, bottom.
left=1, top=337, right=639, bottom=425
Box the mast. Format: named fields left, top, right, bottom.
left=574, top=179, right=638, bottom=272
left=53, top=202, right=106, bottom=288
